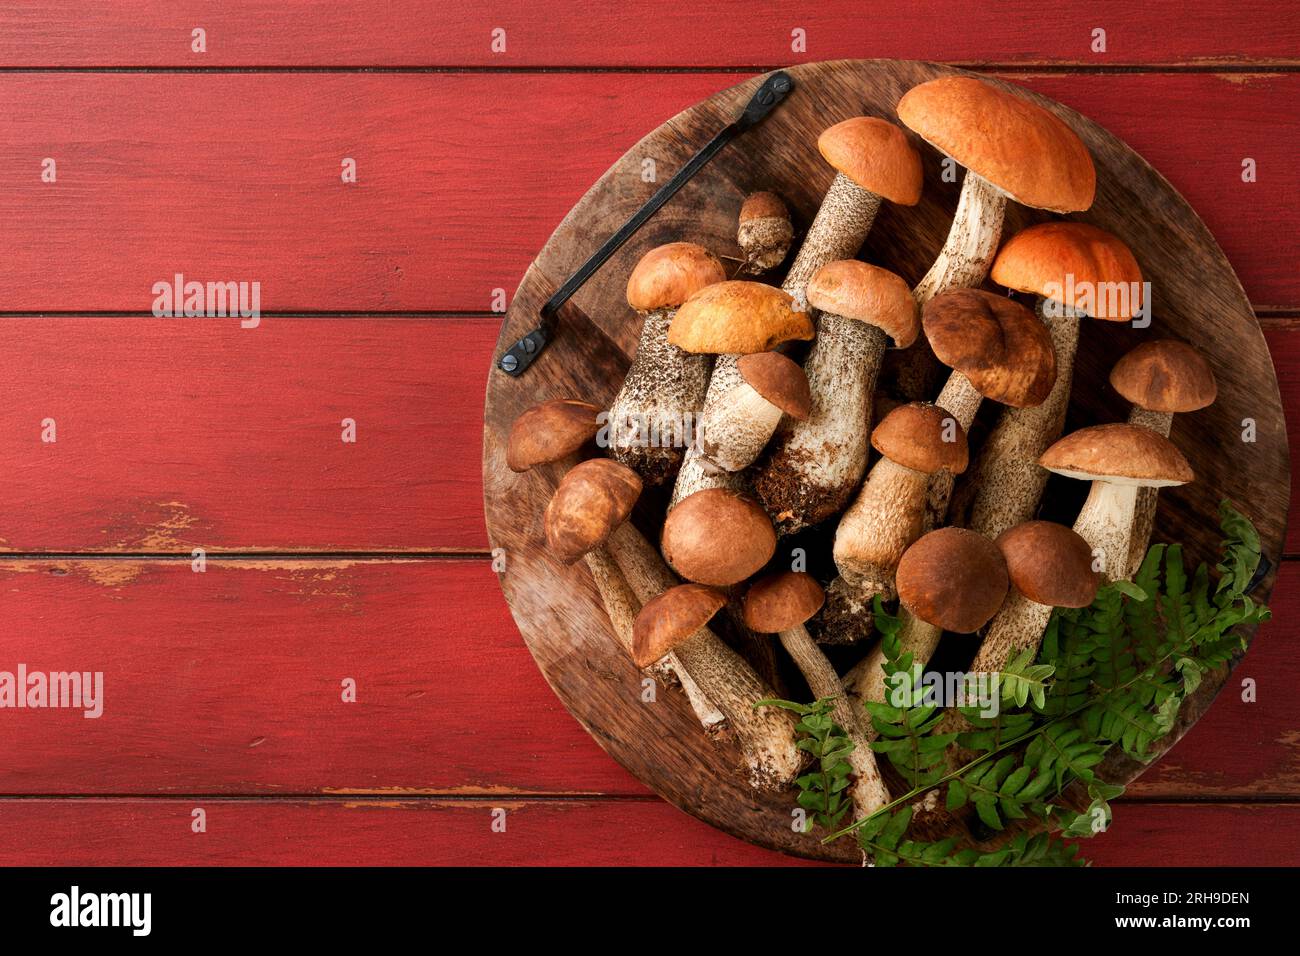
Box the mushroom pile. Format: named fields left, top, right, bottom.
left=505, top=74, right=1217, bottom=827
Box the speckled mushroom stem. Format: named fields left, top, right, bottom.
left=958, top=302, right=1083, bottom=538
left=968, top=589, right=1052, bottom=678
left=782, top=173, right=882, bottom=309
left=777, top=624, right=890, bottom=816
left=583, top=547, right=726, bottom=733
left=1124, top=406, right=1176, bottom=578
left=755, top=317, right=887, bottom=533
left=604, top=520, right=803, bottom=789
left=1073, top=481, right=1141, bottom=583
left=923, top=372, right=986, bottom=531
left=913, top=172, right=1008, bottom=306
left=608, top=307, right=712, bottom=484
left=844, top=612, right=943, bottom=732
left=695, top=376, right=784, bottom=473
left=669, top=355, right=748, bottom=509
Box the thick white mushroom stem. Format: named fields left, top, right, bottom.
left=583, top=548, right=725, bottom=733
left=844, top=612, right=943, bottom=734
left=777, top=624, right=890, bottom=816
left=923, top=371, right=985, bottom=531
left=608, top=307, right=711, bottom=484
left=1125, top=406, right=1176, bottom=578
left=605, top=520, right=803, bottom=789
left=782, top=173, right=881, bottom=309
left=834, top=457, right=929, bottom=605
left=669, top=355, right=748, bottom=509
left=1072, top=481, right=1140, bottom=583
left=756, top=317, right=887, bottom=532
left=960, top=303, right=1083, bottom=538
left=913, top=171, right=1008, bottom=306
left=696, top=379, right=783, bottom=473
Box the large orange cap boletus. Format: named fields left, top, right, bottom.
left=661, top=488, right=776, bottom=586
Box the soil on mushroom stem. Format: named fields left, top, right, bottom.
left=753, top=440, right=862, bottom=537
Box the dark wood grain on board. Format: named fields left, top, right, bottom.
left=0, top=73, right=1296, bottom=312
left=0, top=797, right=1293, bottom=867
left=3, top=1, right=1298, bottom=67
left=482, top=60, right=1290, bottom=861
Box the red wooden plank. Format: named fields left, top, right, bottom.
left=0, top=797, right=1291, bottom=866
left=0, top=317, right=494, bottom=553
left=0, top=555, right=1293, bottom=798
left=0, top=559, right=646, bottom=795
left=1, top=319, right=1294, bottom=556
left=1265, top=329, right=1300, bottom=557
left=0, top=73, right=1295, bottom=313
left=2, top=1, right=1297, bottom=67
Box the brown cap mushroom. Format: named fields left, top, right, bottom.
left=897, top=76, right=1095, bottom=213
left=626, top=242, right=727, bottom=312
left=742, top=571, right=825, bottom=633
left=1039, top=423, right=1194, bottom=487
left=507, top=399, right=602, bottom=473
left=736, top=352, right=811, bottom=420
left=805, top=259, right=920, bottom=348
left=668, top=281, right=813, bottom=354
left=895, top=527, right=1009, bottom=633
left=817, top=116, right=924, bottom=207
left=990, top=221, right=1143, bottom=320
left=737, top=192, right=794, bottom=274
left=871, top=401, right=970, bottom=476
left=544, top=458, right=643, bottom=564
left=631, top=583, right=727, bottom=668
left=1110, top=339, right=1217, bottom=414
left=661, top=488, right=776, bottom=586
left=923, top=289, right=1057, bottom=408
left=995, top=521, right=1098, bottom=608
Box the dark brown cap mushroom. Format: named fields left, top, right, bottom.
left=737, top=351, right=811, bottom=420
left=660, top=488, right=776, bottom=586
left=991, top=222, right=1142, bottom=321
left=995, top=521, right=1099, bottom=608
left=626, top=242, right=727, bottom=312
left=1109, top=339, right=1217, bottom=413
left=1039, top=423, right=1194, bottom=487
left=871, top=402, right=970, bottom=475
left=923, top=289, right=1057, bottom=407
left=816, top=117, right=923, bottom=206
left=631, top=583, right=726, bottom=668
left=895, top=527, right=1009, bottom=633
left=805, top=259, right=920, bottom=348
left=544, top=458, right=642, bottom=564
left=742, top=571, right=825, bottom=633
left=897, top=77, right=1095, bottom=214
left=668, top=281, right=813, bottom=354
left=507, top=399, right=602, bottom=473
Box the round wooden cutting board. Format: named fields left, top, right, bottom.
left=481, top=60, right=1289, bottom=862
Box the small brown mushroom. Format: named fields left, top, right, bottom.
left=543, top=457, right=801, bottom=788
left=820, top=402, right=969, bottom=644
left=955, top=223, right=1144, bottom=539
left=781, top=117, right=922, bottom=308
left=921, top=289, right=1057, bottom=529
left=744, top=571, right=890, bottom=818
left=1109, top=340, right=1217, bottom=577
left=608, top=243, right=727, bottom=484
left=897, top=77, right=1096, bottom=306
left=695, top=351, right=810, bottom=473
left=754, top=260, right=919, bottom=532
left=1039, top=424, right=1194, bottom=582
left=737, top=191, right=794, bottom=275
left=632, top=583, right=727, bottom=669
left=667, top=281, right=813, bottom=508
left=845, top=527, right=1008, bottom=711
left=660, top=488, right=777, bottom=587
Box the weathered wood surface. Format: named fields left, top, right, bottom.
left=483, top=60, right=1288, bottom=860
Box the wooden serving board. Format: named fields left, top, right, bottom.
left=481, top=59, right=1289, bottom=862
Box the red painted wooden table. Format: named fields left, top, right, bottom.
left=0, top=1, right=1297, bottom=866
